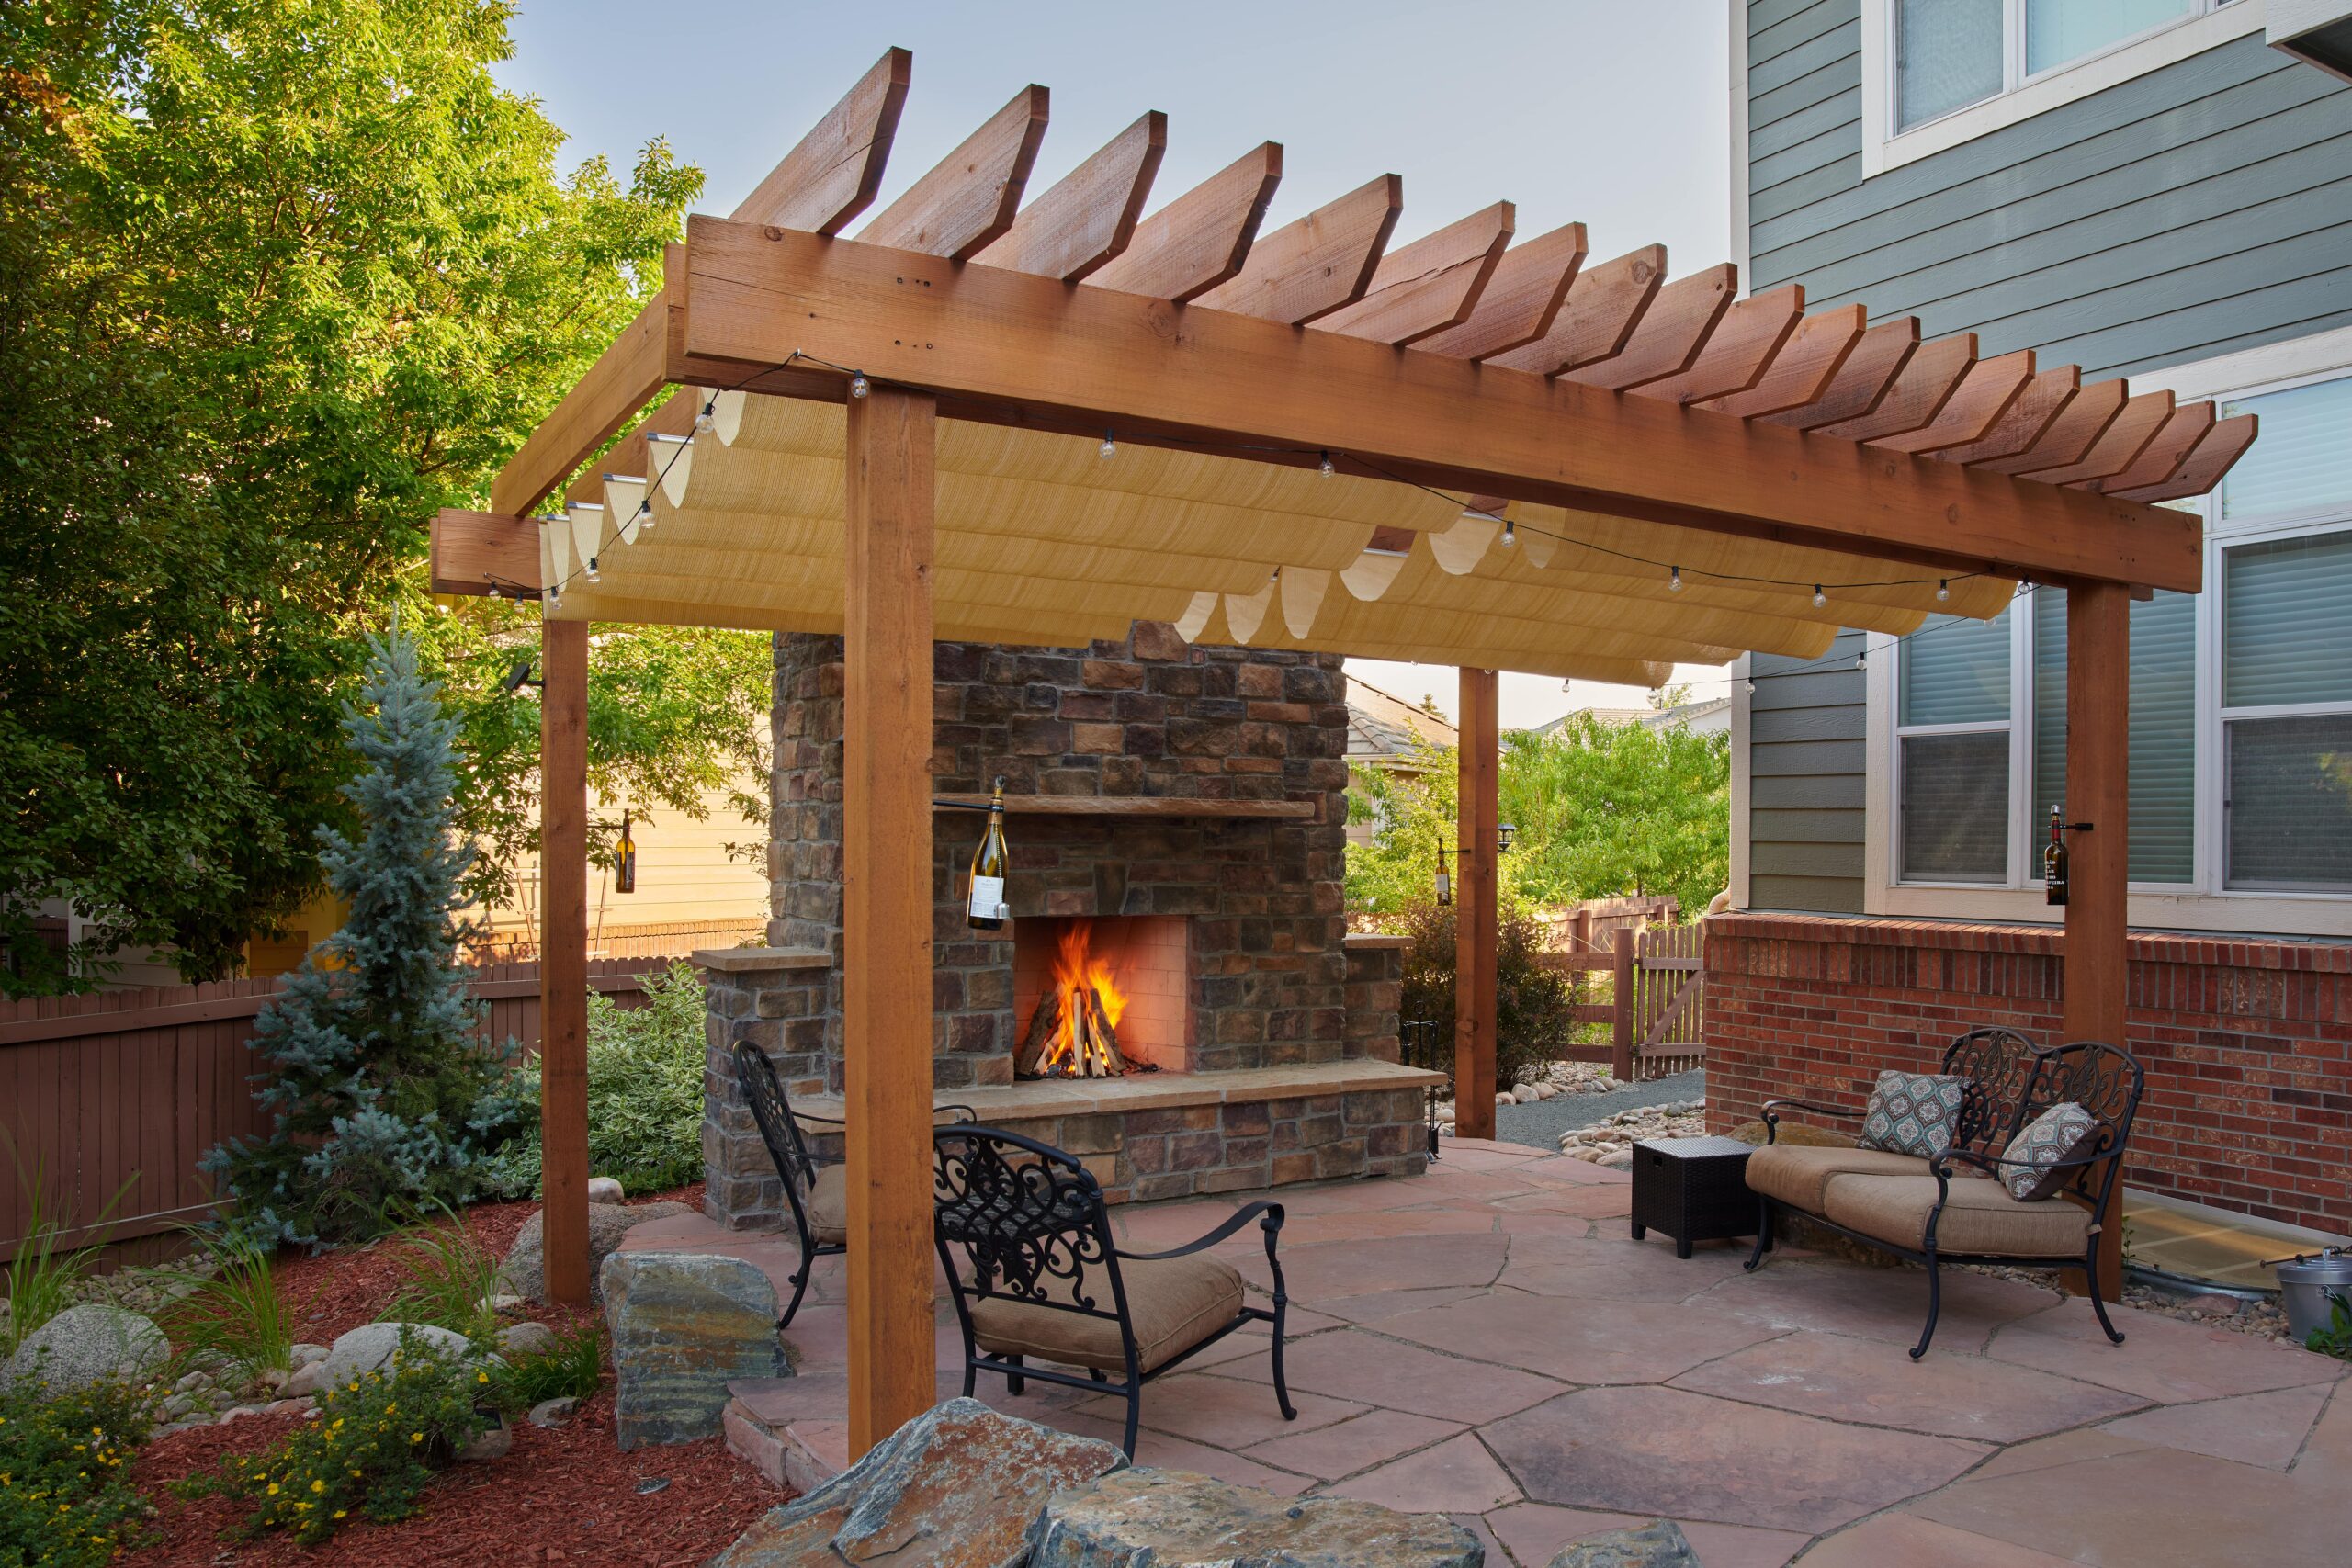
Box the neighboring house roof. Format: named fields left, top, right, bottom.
left=1347, top=676, right=1458, bottom=769
left=1527, top=697, right=1732, bottom=739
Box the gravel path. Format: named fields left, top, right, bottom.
left=1490, top=1068, right=1706, bottom=1152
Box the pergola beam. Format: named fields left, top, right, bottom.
left=676, top=219, right=2203, bottom=592
left=856, top=84, right=1050, bottom=259
left=732, top=46, right=912, bottom=233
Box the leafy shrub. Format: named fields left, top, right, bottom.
left=2308, top=1291, right=2352, bottom=1362
left=1392, top=895, right=1586, bottom=1091
left=379, top=1206, right=505, bottom=1342
left=187, top=1329, right=489, bottom=1544
left=492, top=1322, right=605, bottom=1411
left=146, top=1227, right=293, bottom=1386
left=0, top=1375, right=153, bottom=1565
left=484, top=961, right=707, bottom=1199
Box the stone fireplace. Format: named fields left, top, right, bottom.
left=697, top=621, right=1436, bottom=1229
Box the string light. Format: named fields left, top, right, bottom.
left=1936, top=580, right=1950, bottom=602
left=1499, top=519, right=1516, bottom=548
left=1100, top=431, right=1117, bottom=460
left=1855, top=649, right=1868, bottom=671
left=1668, top=566, right=1683, bottom=592
left=583, top=555, right=601, bottom=584
left=695, top=400, right=716, bottom=434
left=1812, top=585, right=1827, bottom=608
left=486, top=583, right=501, bottom=600
left=1318, top=450, right=1335, bottom=479
left=849, top=373, right=871, bottom=399
left=636, top=498, right=655, bottom=532
left=1744, top=679, right=1757, bottom=694
left=545, top=587, right=562, bottom=611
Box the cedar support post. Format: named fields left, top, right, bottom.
left=842, top=386, right=938, bottom=1456
left=1453, top=668, right=1499, bottom=1141
left=538, top=617, right=592, bottom=1306
left=2062, top=581, right=2130, bottom=1300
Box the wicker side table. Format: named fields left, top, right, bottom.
left=1630, top=1135, right=1757, bottom=1258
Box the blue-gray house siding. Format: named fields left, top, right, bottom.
left=1738, top=1, right=2352, bottom=913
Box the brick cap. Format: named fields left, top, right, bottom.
left=1710, top=911, right=2352, bottom=973
left=1342, top=932, right=1410, bottom=950
left=792, top=1058, right=1443, bottom=1126
left=692, top=945, right=831, bottom=974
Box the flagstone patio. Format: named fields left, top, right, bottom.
left=626, top=1140, right=2350, bottom=1566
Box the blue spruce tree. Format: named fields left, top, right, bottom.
left=205, top=625, right=530, bottom=1245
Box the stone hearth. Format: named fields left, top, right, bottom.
left=697, top=621, right=1436, bottom=1231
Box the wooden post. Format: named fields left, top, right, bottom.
left=2062, top=581, right=2131, bottom=1300
left=842, top=385, right=938, bottom=1456
left=1453, top=668, right=1499, bottom=1140
left=538, top=617, right=592, bottom=1306
left=1611, top=926, right=1637, bottom=1083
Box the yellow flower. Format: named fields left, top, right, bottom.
left=311, top=1479, right=325, bottom=1493
left=477, top=1371, right=490, bottom=1383
left=334, top=1510, right=347, bottom=1519
left=410, top=1431, right=423, bottom=1443
left=266, top=1483, right=280, bottom=1496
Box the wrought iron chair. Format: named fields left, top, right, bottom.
left=1746, top=1032, right=2143, bottom=1359
left=932, top=1123, right=1297, bottom=1457
left=729, top=1034, right=974, bottom=1329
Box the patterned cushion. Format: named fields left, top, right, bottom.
left=1857, top=1070, right=1969, bottom=1160
left=2004, top=1101, right=2098, bottom=1201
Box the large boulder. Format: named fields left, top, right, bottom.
left=1548, top=1520, right=1700, bottom=1566
left=500, top=1200, right=693, bottom=1303
left=1, top=1305, right=167, bottom=1394
left=603, top=1251, right=788, bottom=1450
left=711, top=1399, right=1123, bottom=1568
left=1029, top=1467, right=1484, bottom=1568
left=319, top=1322, right=485, bottom=1387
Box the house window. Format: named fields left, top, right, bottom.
left=1894, top=0, right=2231, bottom=132
left=1897, top=609, right=2013, bottom=882
left=1889, top=368, right=2352, bottom=900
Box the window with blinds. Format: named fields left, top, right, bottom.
left=1898, top=610, right=2013, bottom=883
left=2032, top=589, right=2197, bottom=885
left=2222, top=529, right=2352, bottom=891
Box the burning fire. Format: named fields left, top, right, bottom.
left=1035, top=921, right=1128, bottom=1078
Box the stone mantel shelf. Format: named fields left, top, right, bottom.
left=931, top=794, right=1317, bottom=819
left=793, top=1058, right=1443, bottom=1127
left=690, top=945, right=831, bottom=974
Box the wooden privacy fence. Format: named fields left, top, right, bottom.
left=0, top=956, right=673, bottom=1261
left=1540, top=894, right=1680, bottom=955
left=1536, top=919, right=1706, bottom=1082
left=469, top=917, right=765, bottom=963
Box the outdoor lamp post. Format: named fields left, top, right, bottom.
left=1435, top=822, right=1516, bottom=906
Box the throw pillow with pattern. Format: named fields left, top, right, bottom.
left=2005, top=1100, right=2099, bottom=1201
left=1857, top=1070, right=1969, bottom=1159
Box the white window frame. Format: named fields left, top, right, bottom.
left=1860, top=0, right=2268, bottom=177
left=1891, top=621, right=2027, bottom=886
left=1864, top=327, right=2352, bottom=935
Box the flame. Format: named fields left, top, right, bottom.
left=1041, top=921, right=1128, bottom=1077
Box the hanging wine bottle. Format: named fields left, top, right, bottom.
left=2043, top=805, right=2067, bottom=907
left=967, top=778, right=1009, bottom=931
left=615, top=809, right=637, bottom=895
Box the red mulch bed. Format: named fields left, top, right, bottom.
left=123, top=1181, right=786, bottom=1566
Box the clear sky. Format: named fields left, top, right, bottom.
left=494, top=0, right=1735, bottom=728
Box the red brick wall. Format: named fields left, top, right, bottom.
left=1704, top=912, right=2352, bottom=1235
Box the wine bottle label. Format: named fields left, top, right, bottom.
left=968, top=874, right=1005, bottom=920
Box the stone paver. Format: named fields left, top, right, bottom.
left=1322, top=1431, right=1522, bottom=1514
left=1671, top=1328, right=2147, bottom=1443
left=1986, top=1297, right=2344, bottom=1403
left=2098, top=1383, right=2331, bottom=1469
left=1483, top=1385, right=1990, bottom=1535
left=708, top=1140, right=2346, bottom=1564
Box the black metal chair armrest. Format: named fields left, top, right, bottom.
left=1117, top=1201, right=1285, bottom=1262
left=1759, top=1098, right=1862, bottom=1145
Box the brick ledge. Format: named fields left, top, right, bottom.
left=1710, top=910, right=2352, bottom=973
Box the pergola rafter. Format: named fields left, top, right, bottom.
left=433, top=46, right=2256, bottom=1458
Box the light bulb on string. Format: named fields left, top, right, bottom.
left=1668, top=566, right=1683, bottom=592
left=1936, top=580, right=1950, bottom=602
left=583, top=557, right=601, bottom=584
left=1318, top=450, right=1335, bottom=479
left=1744, top=679, right=1757, bottom=694
left=695, top=400, right=716, bottom=434
left=486, top=583, right=502, bottom=600
left=1855, top=649, right=1868, bottom=671
left=1100, top=431, right=1117, bottom=460
left=637, top=499, right=655, bottom=532
left=1499, top=519, right=1516, bottom=548
left=848, top=374, right=870, bottom=399
left=1812, top=585, right=1827, bottom=608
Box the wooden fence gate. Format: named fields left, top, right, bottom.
left=1527, top=919, right=1706, bottom=1083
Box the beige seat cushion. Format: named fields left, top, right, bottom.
left=1823, top=1173, right=2090, bottom=1258
left=1747, top=1143, right=1930, bottom=1212
left=803, top=1164, right=848, bottom=1247
left=969, top=1254, right=1247, bottom=1374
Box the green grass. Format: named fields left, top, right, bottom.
left=493, top=1321, right=605, bottom=1411
left=2, top=1134, right=132, bottom=1357
left=145, top=1225, right=293, bottom=1384
left=379, top=1203, right=503, bottom=1341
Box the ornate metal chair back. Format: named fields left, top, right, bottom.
left=732, top=1038, right=820, bottom=1202
left=1940, top=1026, right=2040, bottom=1154
left=2020, top=1040, right=2144, bottom=1206
left=932, top=1124, right=1134, bottom=1337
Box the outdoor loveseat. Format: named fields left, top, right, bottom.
left=1743, top=1027, right=2144, bottom=1358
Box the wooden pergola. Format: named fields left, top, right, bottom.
left=432, top=48, right=2252, bottom=1457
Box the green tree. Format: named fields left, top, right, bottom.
left=203, top=626, right=529, bottom=1247
left=0, top=1, right=766, bottom=993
